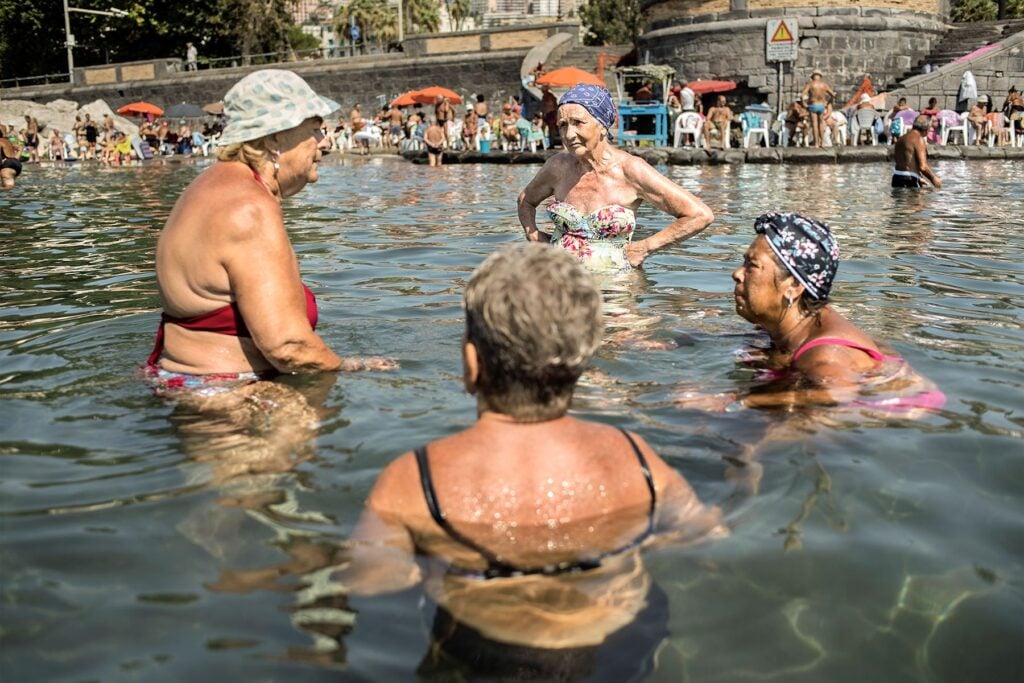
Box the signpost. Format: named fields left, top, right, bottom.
left=766, top=18, right=799, bottom=116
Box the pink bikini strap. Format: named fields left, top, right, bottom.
left=792, top=337, right=895, bottom=363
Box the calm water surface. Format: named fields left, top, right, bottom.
left=1, top=157, right=1022, bottom=681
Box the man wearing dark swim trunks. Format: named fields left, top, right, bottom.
left=893, top=115, right=941, bottom=189
left=0, top=130, right=22, bottom=188
left=423, top=116, right=446, bottom=167
left=800, top=70, right=836, bottom=148
left=84, top=114, right=99, bottom=160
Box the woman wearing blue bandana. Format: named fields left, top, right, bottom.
left=518, top=84, right=714, bottom=272
left=679, top=212, right=944, bottom=412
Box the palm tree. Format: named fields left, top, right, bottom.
left=405, top=0, right=440, bottom=34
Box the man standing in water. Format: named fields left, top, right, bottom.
left=423, top=116, right=446, bottom=167
left=800, top=70, right=836, bottom=148
left=892, top=115, right=942, bottom=189
left=0, top=125, right=22, bottom=188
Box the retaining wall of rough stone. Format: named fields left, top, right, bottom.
left=888, top=30, right=1024, bottom=111
left=639, top=5, right=948, bottom=108
left=0, top=51, right=529, bottom=115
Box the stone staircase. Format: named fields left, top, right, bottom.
left=546, top=44, right=632, bottom=76
left=896, top=19, right=1024, bottom=84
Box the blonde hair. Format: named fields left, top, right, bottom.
left=464, top=243, right=602, bottom=421
left=215, top=136, right=274, bottom=170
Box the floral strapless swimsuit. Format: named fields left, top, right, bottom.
left=547, top=200, right=636, bottom=272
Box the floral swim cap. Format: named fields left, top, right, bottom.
left=754, top=212, right=839, bottom=300
left=558, top=84, right=617, bottom=130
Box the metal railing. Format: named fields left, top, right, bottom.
left=0, top=72, right=72, bottom=89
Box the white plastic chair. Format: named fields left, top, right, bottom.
left=825, top=111, right=847, bottom=147
left=986, top=113, right=1009, bottom=147
left=741, top=112, right=770, bottom=148
left=939, top=110, right=968, bottom=145
left=852, top=109, right=879, bottom=145
left=673, top=112, right=703, bottom=148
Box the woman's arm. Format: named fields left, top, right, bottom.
left=336, top=453, right=423, bottom=596
left=623, top=156, right=714, bottom=267
left=517, top=156, right=564, bottom=242
left=221, top=199, right=343, bottom=373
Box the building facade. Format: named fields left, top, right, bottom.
left=640, top=0, right=951, bottom=107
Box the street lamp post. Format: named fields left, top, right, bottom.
left=62, top=3, right=129, bottom=84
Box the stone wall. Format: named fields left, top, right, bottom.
left=889, top=29, right=1024, bottom=110
left=644, top=0, right=944, bottom=27
left=639, top=7, right=948, bottom=109
left=403, top=22, right=579, bottom=57
left=1, top=51, right=529, bottom=116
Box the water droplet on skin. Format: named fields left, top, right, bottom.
left=493, top=512, right=501, bottom=519
left=587, top=526, right=594, bottom=533
left=547, top=491, right=554, bottom=499
left=547, top=519, right=557, bottom=529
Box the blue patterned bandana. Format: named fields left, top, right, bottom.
left=558, top=85, right=617, bottom=130
left=754, top=212, right=839, bottom=300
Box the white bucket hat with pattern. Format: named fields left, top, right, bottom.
left=216, top=69, right=339, bottom=147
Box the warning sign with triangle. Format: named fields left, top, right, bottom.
left=770, top=20, right=794, bottom=43
left=766, top=18, right=798, bottom=61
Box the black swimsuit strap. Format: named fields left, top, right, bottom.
left=413, top=429, right=659, bottom=579
left=414, top=446, right=516, bottom=572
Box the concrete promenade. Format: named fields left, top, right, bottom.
left=402, top=144, right=1024, bottom=165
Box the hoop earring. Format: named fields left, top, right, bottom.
left=272, top=150, right=281, bottom=178
left=784, top=296, right=794, bottom=309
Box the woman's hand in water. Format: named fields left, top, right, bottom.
left=340, top=356, right=399, bottom=372
left=626, top=240, right=651, bottom=268
left=674, top=390, right=743, bottom=413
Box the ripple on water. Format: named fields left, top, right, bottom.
left=0, top=157, right=1021, bottom=681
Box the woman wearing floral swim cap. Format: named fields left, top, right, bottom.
left=680, top=212, right=944, bottom=412
left=518, top=84, right=713, bottom=271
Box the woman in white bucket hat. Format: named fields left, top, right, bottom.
left=146, top=69, right=393, bottom=390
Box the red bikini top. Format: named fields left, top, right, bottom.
left=147, top=284, right=319, bottom=366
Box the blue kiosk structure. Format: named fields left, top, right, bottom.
left=613, top=65, right=676, bottom=147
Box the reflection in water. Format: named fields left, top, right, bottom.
left=1, top=158, right=1022, bottom=681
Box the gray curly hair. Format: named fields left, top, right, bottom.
left=464, top=242, right=603, bottom=421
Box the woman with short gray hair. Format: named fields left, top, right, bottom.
left=339, top=243, right=722, bottom=676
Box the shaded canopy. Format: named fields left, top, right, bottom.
left=411, top=87, right=463, bottom=105
left=612, top=64, right=676, bottom=81
left=116, top=101, right=164, bottom=117
left=164, top=103, right=205, bottom=118
left=536, top=67, right=605, bottom=87
left=687, top=80, right=736, bottom=95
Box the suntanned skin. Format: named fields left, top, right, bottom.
left=339, top=339, right=723, bottom=596
left=703, top=95, right=733, bottom=149
left=800, top=74, right=837, bottom=148
left=423, top=119, right=445, bottom=166
left=156, top=118, right=392, bottom=375
left=519, top=103, right=714, bottom=268
left=0, top=135, right=18, bottom=188
left=967, top=102, right=988, bottom=145
left=894, top=123, right=942, bottom=188
left=727, top=236, right=884, bottom=407
left=785, top=100, right=809, bottom=145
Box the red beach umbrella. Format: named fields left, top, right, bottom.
left=687, top=80, right=737, bottom=95
left=411, top=86, right=463, bottom=105
left=536, top=67, right=606, bottom=87
left=390, top=91, right=418, bottom=107
left=116, top=101, right=164, bottom=117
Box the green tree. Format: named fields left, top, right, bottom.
left=950, top=0, right=1024, bottom=20
left=444, top=0, right=470, bottom=32
left=405, top=0, right=439, bottom=34
left=579, top=0, right=642, bottom=47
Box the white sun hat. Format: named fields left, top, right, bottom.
left=217, top=69, right=339, bottom=147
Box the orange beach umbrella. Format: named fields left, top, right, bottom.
left=411, top=86, right=463, bottom=105
left=687, top=80, right=736, bottom=95
left=389, top=91, right=419, bottom=107
left=116, top=101, right=164, bottom=117
left=536, top=67, right=605, bottom=87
